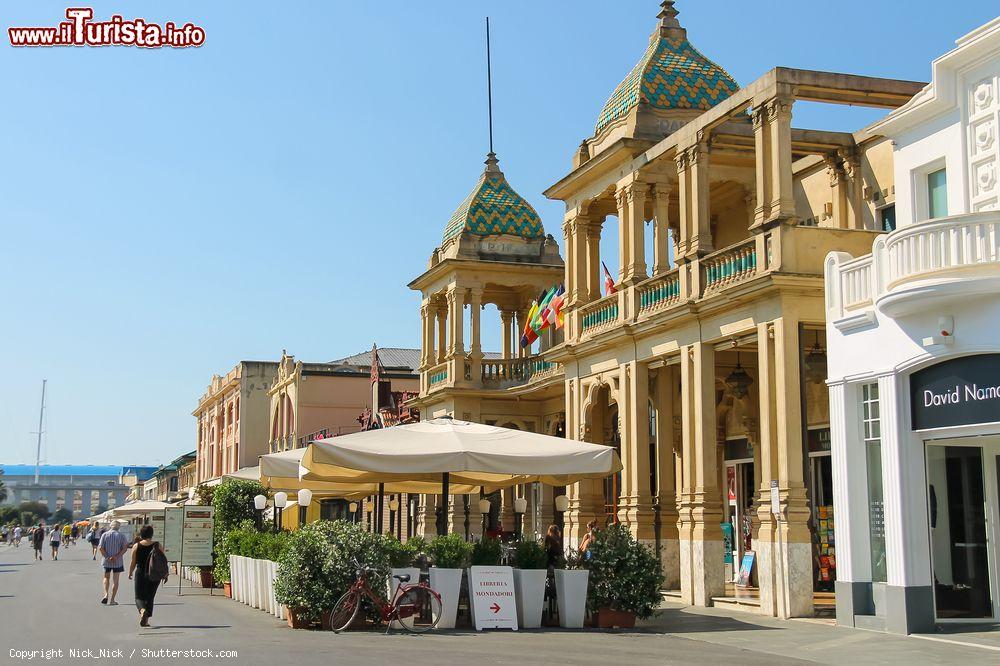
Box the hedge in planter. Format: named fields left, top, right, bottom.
left=471, top=537, right=502, bottom=566
left=425, top=533, right=472, bottom=569
left=583, top=523, right=664, bottom=620
left=274, top=520, right=395, bottom=624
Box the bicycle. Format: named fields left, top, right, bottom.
left=327, top=559, right=443, bottom=634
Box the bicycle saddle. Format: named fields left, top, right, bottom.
left=392, top=574, right=411, bottom=583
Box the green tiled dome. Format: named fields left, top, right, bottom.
left=595, top=23, right=738, bottom=135
left=442, top=154, right=544, bottom=243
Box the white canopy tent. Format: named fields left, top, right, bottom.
left=109, top=500, right=173, bottom=518
left=299, top=418, right=622, bottom=535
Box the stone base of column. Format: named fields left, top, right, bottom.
left=755, top=531, right=814, bottom=618
left=691, top=538, right=725, bottom=606
left=660, top=538, right=680, bottom=590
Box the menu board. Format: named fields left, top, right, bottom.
left=149, top=511, right=164, bottom=543
left=181, top=506, right=215, bottom=567
left=163, top=507, right=184, bottom=563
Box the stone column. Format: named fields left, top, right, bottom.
left=500, top=310, right=513, bottom=360
left=587, top=221, right=602, bottom=300
left=652, top=183, right=672, bottom=276
left=675, top=150, right=691, bottom=258
left=679, top=342, right=724, bottom=606
left=620, top=361, right=655, bottom=547
left=621, top=183, right=648, bottom=284
left=564, top=208, right=590, bottom=307
left=615, top=187, right=630, bottom=284
left=826, top=156, right=848, bottom=229
left=468, top=288, right=483, bottom=382
left=436, top=304, right=447, bottom=364
left=841, top=149, right=864, bottom=230
left=751, top=104, right=772, bottom=229
left=688, top=141, right=713, bottom=257
left=446, top=287, right=464, bottom=358
left=755, top=319, right=813, bottom=618
left=515, top=309, right=527, bottom=358
left=655, top=365, right=681, bottom=589
left=767, top=96, right=797, bottom=223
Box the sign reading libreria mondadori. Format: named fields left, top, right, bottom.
left=911, top=354, right=1000, bottom=430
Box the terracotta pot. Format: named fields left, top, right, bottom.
left=594, top=608, right=636, bottom=629
left=286, top=607, right=311, bottom=629
left=199, top=569, right=215, bottom=589
left=222, top=582, right=232, bottom=598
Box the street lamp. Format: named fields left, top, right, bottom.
left=513, top=496, right=527, bottom=540
left=348, top=501, right=359, bottom=524
left=273, top=492, right=288, bottom=532
left=297, top=489, right=313, bottom=528
left=554, top=494, right=569, bottom=534
left=478, top=497, right=491, bottom=535
left=253, top=494, right=266, bottom=531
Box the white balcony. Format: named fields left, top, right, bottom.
left=827, top=211, right=1000, bottom=327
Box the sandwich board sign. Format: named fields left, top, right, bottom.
left=468, top=566, right=518, bottom=631
left=162, top=506, right=184, bottom=563
left=149, top=510, right=165, bottom=543
left=181, top=506, right=215, bottom=567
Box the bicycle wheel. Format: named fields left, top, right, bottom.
left=394, top=585, right=442, bottom=633
left=328, top=589, right=362, bottom=633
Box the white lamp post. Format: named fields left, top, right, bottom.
left=554, top=494, right=569, bottom=534
left=513, top=496, right=528, bottom=539
left=253, top=494, right=266, bottom=531
left=348, top=501, right=359, bottom=523
left=273, top=492, right=288, bottom=531
left=297, top=489, right=313, bottom=527
left=478, top=497, right=491, bottom=535
left=388, top=497, right=399, bottom=512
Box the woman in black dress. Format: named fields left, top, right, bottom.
left=127, top=525, right=165, bottom=627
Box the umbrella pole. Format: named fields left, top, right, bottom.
left=376, top=483, right=385, bottom=534
left=438, top=473, right=450, bottom=536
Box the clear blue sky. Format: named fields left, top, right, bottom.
left=1, top=1, right=995, bottom=466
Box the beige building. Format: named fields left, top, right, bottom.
left=410, top=1, right=925, bottom=620
left=267, top=347, right=420, bottom=453
left=193, top=361, right=278, bottom=484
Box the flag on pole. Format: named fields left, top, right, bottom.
left=520, top=300, right=540, bottom=347
left=602, top=262, right=617, bottom=295
left=531, top=286, right=557, bottom=331
left=544, top=284, right=566, bottom=326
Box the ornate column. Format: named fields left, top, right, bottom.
left=436, top=303, right=447, bottom=365
left=620, top=183, right=648, bottom=284
left=655, top=364, right=681, bottom=589
left=841, top=149, right=864, bottom=230
left=679, top=342, right=724, bottom=606
left=615, top=187, right=629, bottom=284
left=620, top=362, right=655, bottom=546
left=564, top=207, right=591, bottom=307
left=468, top=288, right=483, bottom=383
left=652, top=183, right=672, bottom=276
left=767, top=95, right=797, bottom=223
left=515, top=308, right=527, bottom=358
left=688, top=140, right=713, bottom=257
left=675, top=149, right=691, bottom=258
left=446, top=287, right=464, bottom=368
left=419, top=301, right=435, bottom=369
left=826, top=155, right=848, bottom=229
left=587, top=219, right=602, bottom=300
left=751, top=104, right=772, bottom=229
left=500, top=310, right=513, bottom=360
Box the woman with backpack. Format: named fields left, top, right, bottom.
left=127, top=525, right=168, bottom=627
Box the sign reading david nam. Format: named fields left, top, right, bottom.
left=910, top=354, right=1000, bottom=430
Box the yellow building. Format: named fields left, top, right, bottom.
left=411, top=1, right=925, bottom=619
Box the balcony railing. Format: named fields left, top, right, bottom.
left=427, top=362, right=449, bottom=388
left=828, top=212, right=1000, bottom=323
left=579, top=294, right=619, bottom=336
left=481, top=355, right=562, bottom=387
left=637, top=269, right=681, bottom=316
left=701, top=238, right=758, bottom=293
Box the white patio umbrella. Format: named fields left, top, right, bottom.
left=109, top=500, right=172, bottom=518
left=299, top=418, right=622, bottom=535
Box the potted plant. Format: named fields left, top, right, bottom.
left=385, top=536, right=423, bottom=600
left=426, top=533, right=472, bottom=629
left=555, top=547, right=589, bottom=628
left=585, top=523, right=665, bottom=629
left=467, top=536, right=506, bottom=627
left=512, top=539, right=548, bottom=629
left=274, top=523, right=340, bottom=628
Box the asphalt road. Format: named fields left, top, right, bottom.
left=0, top=540, right=993, bottom=665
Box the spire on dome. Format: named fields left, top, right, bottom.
left=655, top=0, right=686, bottom=40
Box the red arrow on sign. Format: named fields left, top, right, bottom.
left=490, top=602, right=501, bottom=614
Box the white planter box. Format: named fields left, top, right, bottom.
left=513, top=569, right=547, bottom=629
left=429, top=567, right=463, bottom=629
left=554, top=569, right=589, bottom=628
left=387, top=567, right=421, bottom=598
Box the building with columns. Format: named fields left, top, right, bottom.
left=409, top=1, right=929, bottom=621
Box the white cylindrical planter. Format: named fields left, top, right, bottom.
left=513, top=569, right=547, bottom=629
left=388, top=568, right=421, bottom=598
left=429, top=568, right=463, bottom=629
left=554, top=569, right=589, bottom=628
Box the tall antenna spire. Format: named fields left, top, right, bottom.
left=486, top=16, right=495, bottom=157
left=33, top=379, right=46, bottom=484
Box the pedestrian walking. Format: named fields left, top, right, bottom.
left=87, top=523, right=101, bottom=560
left=128, top=525, right=167, bottom=627
left=62, top=523, right=72, bottom=548
left=31, top=525, right=44, bottom=560
left=98, top=521, right=128, bottom=606
left=14, top=525, right=22, bottom=547
left=49, top=524, right=62, bottom=560
left=71, top=523, right=79, bottom=545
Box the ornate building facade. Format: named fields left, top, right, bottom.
left=411, top=1, right=928, bottom=620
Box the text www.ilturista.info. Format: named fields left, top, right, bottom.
left=8, top=8, right=205, bottom=48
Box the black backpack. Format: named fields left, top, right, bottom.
left=147, top=543, right=169, bottom=581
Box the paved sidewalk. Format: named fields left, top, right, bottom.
left=0, top=542, right=994, bottom=664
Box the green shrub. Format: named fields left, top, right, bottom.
left=513, top=539, right=548, bottom=569
left=583, top=523, right=664, bottom=619
left=471, top=536, right=502, bottom=566
left=384, top=535, right=425, bottom=568
left=214, top=521, right=293, bottom=583
left=425, top=533, right=472, bottom=569
left=274, top=520, right=394, bottom=623
left=213, top=479, right=267, bottom=536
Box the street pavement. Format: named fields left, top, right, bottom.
left=1, top=541, right=996, bottom=665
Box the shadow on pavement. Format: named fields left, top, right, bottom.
left=146, top=625, right=232, bottom=630
left=638, top=608, right=785, bottom=634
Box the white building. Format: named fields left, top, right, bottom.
left=826, top=18, right=1000, bottom=634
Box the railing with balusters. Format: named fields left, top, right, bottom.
left=579, top=294, right=619, bottom=335
left=701, top=238, right=758, bottom=293
left=637, top=269, right=681, bottom=316
left=838, top=254, right=874, bottom=310
left=427, top=362, right=449, bottom=388
left=481, top=355, right=561, bottom=386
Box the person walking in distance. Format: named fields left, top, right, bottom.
left=13, top=524, right=23, bottom=547
left=49, top=523, right=62, bottom=560
left=98, top=521, right=128, bottom=605
left=128, top=525, right=167, bottom=627
left=87, top=522, right=101, bottom=560
left=31, top=525, right=45, bottom=560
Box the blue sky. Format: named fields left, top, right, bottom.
left=1, top=1, right=995, bottom=466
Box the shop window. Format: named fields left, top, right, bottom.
left=927, top=168, right=948, bottom=219
left=862, top=383, right=887, bottom=583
